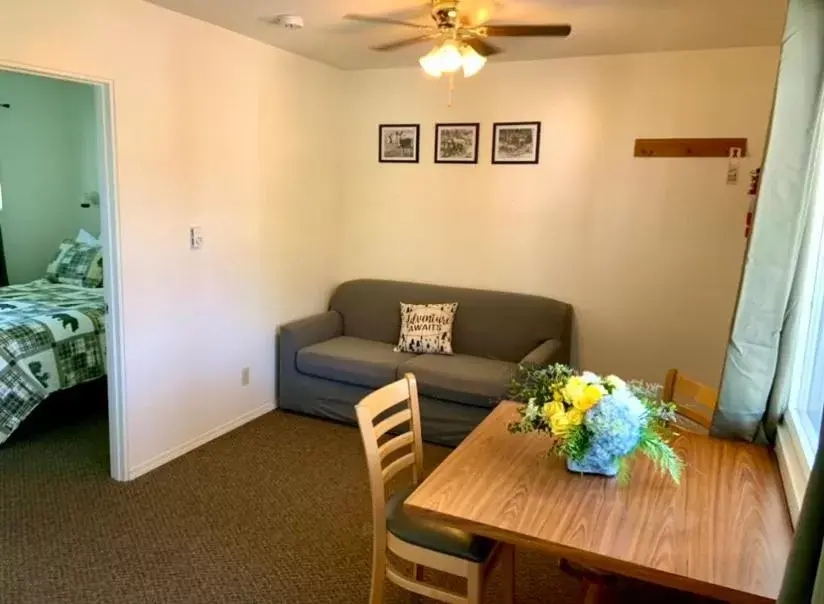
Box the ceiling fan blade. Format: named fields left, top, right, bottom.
left=464, top=37, right=503, bottom=57
left=485, top=24, right=572, bottom=37
left=381, top=4, right=433, bottom=21
left=370, top=34, right=436, bottom=51
left=343, top=14, right=432, bottom=30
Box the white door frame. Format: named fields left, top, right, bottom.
left=0, top=60, right=129, bottom=481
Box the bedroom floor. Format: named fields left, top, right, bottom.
left=1, top=398, right=718, bottom=604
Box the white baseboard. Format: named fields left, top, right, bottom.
left=128, top=401, right=275, bottom=480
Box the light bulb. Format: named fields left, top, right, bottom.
left=436, top=40, right=463, bottom=73
left=419, top=49, right=442, bottom=78
left=461, top=44, right=487, bottom=77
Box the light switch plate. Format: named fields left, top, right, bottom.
left=190, top=226, right=203, bottom=250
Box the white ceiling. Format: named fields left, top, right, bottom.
left=144, top=0, right=786, bottom=70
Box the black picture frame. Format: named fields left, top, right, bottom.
left=434, top=123, right=480, bottom=164
left=378, top=124, right=420, bottom=163
left=492, top=121, right=542, bottom=164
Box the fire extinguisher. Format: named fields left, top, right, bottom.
left=746, top=168, right=761, bottom=238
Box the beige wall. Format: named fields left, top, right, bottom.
left=339, top=47, right=779, bottom=385
left=0, top=0, right=342, bottom=474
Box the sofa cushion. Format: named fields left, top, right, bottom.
left=398, top=354, right=516, bottom=409
left=297, top=336, right=416, bottom=388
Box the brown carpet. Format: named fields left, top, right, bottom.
left=1, top=392, right=718, bottom=604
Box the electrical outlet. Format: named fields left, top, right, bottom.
left=241, top=367, right=250, bottom=386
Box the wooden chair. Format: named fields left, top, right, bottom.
left=355, top=373, right=514, bottom=604
left=662, top=368, right=718, bottom=432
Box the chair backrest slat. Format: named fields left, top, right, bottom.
left=379, top=431, right=414, bottom=461
left=662, top=368, right=718, bottom=430
left=358, top=378, right=414, bottom=417
left=382, top=452, right=417, bottom=483
left=374, top=409, right=412, bottom=439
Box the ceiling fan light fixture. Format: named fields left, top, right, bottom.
left=419, top=49, right=443, bottom=78
left=460, top=44, right=486, bottom=77
left=434, top=40, right=463, bottom=73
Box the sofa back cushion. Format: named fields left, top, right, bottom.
left=329, top=279, right=572, bottom=363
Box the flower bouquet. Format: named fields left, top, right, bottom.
left=507, top=364, right=683, bottom=483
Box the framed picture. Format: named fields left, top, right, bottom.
left=492, top=122, right=542, bottom=164
left=379, top=124, right=420, bottom=163
left=434, top=123, right=480, bottom=164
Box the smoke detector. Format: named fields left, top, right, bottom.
left=266, top=14, right=305, bottom=30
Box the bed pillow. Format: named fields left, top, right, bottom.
left=75, top=229, right=100, bottom=245
left=394, top=302, right=459, bottom=355
left=45, top=240, right=104, bottom=288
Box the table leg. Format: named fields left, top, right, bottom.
left=582, top=578, right=605, bottom=604
left=560, top=559, right=612, bottom=604
left=501, top=544, right=515, bottom=604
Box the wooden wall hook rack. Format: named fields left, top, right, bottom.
left=634, top=138, right=747, bottom=158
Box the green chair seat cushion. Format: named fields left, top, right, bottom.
left=385, top=486, right=495, bottom=563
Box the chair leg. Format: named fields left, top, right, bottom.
left=467, top=563, right=484, bottom=604
left=369, top=543, right=386, bottom=604
left=500, top=545, right=515, bottom=604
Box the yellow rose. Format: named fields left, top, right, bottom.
left=573, top=384, right=605, bottom=411
left=566, top=408, right=584, bottom=425
left=542, top=401, right=565, bottom=421
left=550, top=412, right=571, bottom=436
left=553, top=390, right=563, bottom=403
left=562, top=377, right=585, bottom=406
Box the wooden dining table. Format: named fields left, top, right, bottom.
left=404, top=402, right=795, bottom=603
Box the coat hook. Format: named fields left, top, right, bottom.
left=0, top=103, right=10, bottom=109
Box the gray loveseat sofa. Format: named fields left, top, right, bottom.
left=278, top=279, right=572, bottom=446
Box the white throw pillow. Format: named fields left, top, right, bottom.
left=394, top=302, right=459, bottom=355
left=76, top=229, right=99, bottom=245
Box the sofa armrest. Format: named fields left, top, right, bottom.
left=280, top=311, right=343, bottom=352
left=519, top=339, right=563, bottom=366
left=277, top=311, right=343, bottom=402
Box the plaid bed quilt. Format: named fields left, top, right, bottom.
left=0, top=280, right=106, bottom=444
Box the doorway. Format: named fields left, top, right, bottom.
left=0, top=63, right=127, bottom=481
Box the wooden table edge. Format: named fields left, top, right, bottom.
left=403, top=499, right=776, bottom=604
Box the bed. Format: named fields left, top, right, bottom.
left=0, top=279, right=106, bottom=444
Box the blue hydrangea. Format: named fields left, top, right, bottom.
left=584, top=389, right=646, bottom=459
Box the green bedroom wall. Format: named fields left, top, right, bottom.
left=0, top=70, right=100, bottom=285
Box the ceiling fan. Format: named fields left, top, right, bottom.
left=343, top=1, right=571, bottom=78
